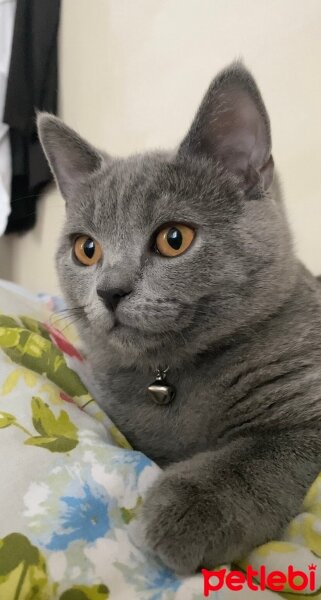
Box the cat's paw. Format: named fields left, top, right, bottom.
left=140, top=470, right=224, bottom=574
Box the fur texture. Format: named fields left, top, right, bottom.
left=38, top=63, right=321, bottom=574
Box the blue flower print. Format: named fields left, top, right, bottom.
left=113, top=448, right=153, bottom=476
left=115, top=558, right=181, bottom=600
left=47, top=482, right=110, bottom=550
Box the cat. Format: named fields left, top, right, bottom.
left=37, top=62, right=321, bottom=575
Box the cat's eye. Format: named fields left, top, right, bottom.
left=155, top=224, right=195, bottom=257
left=73, top=236, right=102, bottom=266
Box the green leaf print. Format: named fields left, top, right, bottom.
left=0, top=533, right=109, bottom=599
left=31, top=396, right=78, bottom=438
left=22, top=332, right=49, bottom=358
left=59, top=584, right=109, bottom=600
left=0, top=327, right=21, bottom=348
left=0, top=398, right=79, bottom=453
left=120, top=496, right=143, bottom=524
left=0, top=533, right=55, bottom=600
left=0, top=314, right=20, bottom=328
left=24, top=397, right=79, bottom=453
left=109, top=425, right=132, bottom=450
left=54, top=354, right=66, bottom=372
left=0, top=411, right=16, bottom=429
left=19, top=317, right=51, bottom=341
left=1, top=327, right=89, bottom=399
left=0, top=533, right=39, bottom=576
left=25, top=435, right=78, bottom=453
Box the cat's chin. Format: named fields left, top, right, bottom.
left=104, top=321, right=171, bottom=363
left=83, top=308, right=196, bottom=367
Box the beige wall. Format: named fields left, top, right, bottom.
left=1, top=0, right=321, bottom=294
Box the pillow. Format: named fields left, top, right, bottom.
left=0, top=279, right=320, bottom=600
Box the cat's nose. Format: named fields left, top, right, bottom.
left=97, top=287, right=131, bottom=312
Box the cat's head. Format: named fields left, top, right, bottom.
left=38, top=63, right=296, bottom=369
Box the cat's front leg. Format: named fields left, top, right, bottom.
left=140, top=431, right=321, bottom=574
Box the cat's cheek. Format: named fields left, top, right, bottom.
left=86, top=308, right=114, bottom=333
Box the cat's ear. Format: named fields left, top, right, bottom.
left=179, top=62, right=274, bottom=193
left=37, top=113, right=104, bottom=200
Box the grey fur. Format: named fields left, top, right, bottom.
left=38, top=63, right=321, bottom=574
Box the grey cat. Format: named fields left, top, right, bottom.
left=37, top=63, right=321, bottom=574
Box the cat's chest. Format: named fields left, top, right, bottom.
left=96, top=367, right=225, bottom=466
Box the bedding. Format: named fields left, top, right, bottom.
left=0, top=278, right=321, bottom=599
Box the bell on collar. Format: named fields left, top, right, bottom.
left=148, top=368, right=176, bottom=405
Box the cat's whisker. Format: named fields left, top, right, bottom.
left=49, top=305, right=88, bottom=329
left=58, top=317, right=84, bottom=334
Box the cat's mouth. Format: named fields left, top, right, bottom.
left=107, top=315, right=161, bottom=341
left=103, top=301, right=195, bottom=338
left=109, top=315, right=136, bottom=333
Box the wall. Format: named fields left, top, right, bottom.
left=1, top=0, right=321, bottom=294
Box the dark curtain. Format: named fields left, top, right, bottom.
left=3, top=0, right=61, bottom=233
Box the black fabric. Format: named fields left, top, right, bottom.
left=3, top=0, right=61, bottom=233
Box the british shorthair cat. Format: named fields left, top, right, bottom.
left=38, top=63, right=321, bottom=574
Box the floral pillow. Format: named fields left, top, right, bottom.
left=1, top=279, right=321, bottom=600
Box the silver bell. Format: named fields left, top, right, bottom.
left=148, top=369, right=176, bottom=405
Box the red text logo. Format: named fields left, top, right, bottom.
left=202, top=564, right=317, bottom=595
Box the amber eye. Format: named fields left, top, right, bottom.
left=155, top=224, right=195, bottom=257
left=74, top=236, right=102, bottom=266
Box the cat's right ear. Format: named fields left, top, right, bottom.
left=178, top=62, right=274, bottom=194
left=37, top=113, right=104, bottom=200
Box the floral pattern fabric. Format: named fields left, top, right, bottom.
left=0, top=279, right=321, bottom=599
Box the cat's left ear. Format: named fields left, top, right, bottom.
left=37, top=113, right=104, bottom=200
left=179, top=62, right=274, bottom=194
